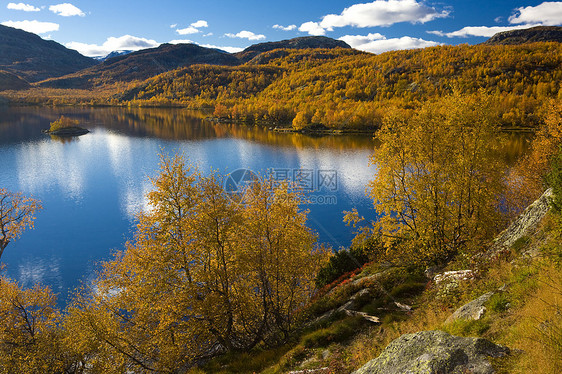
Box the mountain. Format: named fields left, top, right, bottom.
left=234, top=36, right=351, bottom=63
left=0, top=24, right=97, bottom=83
left=484, top=26, right=562, bottom=45
left=40, top=37, right=352, bottom=88
left=39, top=43, right=240, bottom=89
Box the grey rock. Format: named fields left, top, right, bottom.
left=433, top=270, right=474, bottom=298
left=309, top=288, right=379, bottom=326
left=352, top=330, right=509, bottom=374
left=445, top=292, right=495, bottom=324
left=487, top=188, right=552, bottom=256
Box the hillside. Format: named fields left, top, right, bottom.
left=120, top=43, right=562, bottom=129
left=197, top=185, right=562, bottom=373
left=235, top=36, right=351, bottom=63
left=0, top=70, right=30, bottom=91
left=485, top=26, right=562, bottom=45
left=38, top=43, right=240, bottom=89
left=0, top=24, right=96, bottom=83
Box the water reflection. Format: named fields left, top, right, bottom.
left=0, top=106, right=531, bottom=307
left=17, top=256, right=63, bottom=292
left=16, top=140, right=86, bottom=201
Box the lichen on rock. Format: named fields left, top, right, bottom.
left=352, top=330, right=509, bottom=374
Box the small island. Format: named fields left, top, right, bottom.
left=43, top=116, right=89, bottom=137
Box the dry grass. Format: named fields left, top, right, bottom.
left=501, top=262, right=562, bottom=373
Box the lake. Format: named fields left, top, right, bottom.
left=0, top=106, right=380, bottom=305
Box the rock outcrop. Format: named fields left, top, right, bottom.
left=484, top=26, right=562, bottom=45
left=445, top=292, right=495, bottom=324
left=487, top=188, right=552, bottom=256
left=353, top=330, right=509, bottom=374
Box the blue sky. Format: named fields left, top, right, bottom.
left=1, top=1, right=562, bottom=57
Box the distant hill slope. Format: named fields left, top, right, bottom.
left=39, top=43, right=240, bottom=89
left=39, top=37, right=351, bottom=89
left=235, top=36, right=351, bottom=63
left=0, top=70, right=30, bottom=90
left=484, top=26, right=562, bottom=45
left=0, top=24, right=97, bottom=82
left=120, top=43, right=561, bottom=130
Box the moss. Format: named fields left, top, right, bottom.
left=510, top=235, right=531, bottom=254
left=442, top=318, right=491, bottom=337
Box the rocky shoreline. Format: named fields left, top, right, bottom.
left=42, top=126, right=90, bottom=136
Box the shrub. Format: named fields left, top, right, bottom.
left=49, top=116, right=79, bottom=132
left=315, top=236, right=384, bottom=288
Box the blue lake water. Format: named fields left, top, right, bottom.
left=0, top=106, right=379, bottom=305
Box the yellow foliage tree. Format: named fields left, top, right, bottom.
left=0, top=277, right=64, bottom=373
left=64, top=155, right=326, bottom=372
left=367, top=94, right=508, bottom=263
left=0, top=189, right=42, bottom=261
left=510, top=100, right=562, bottom=210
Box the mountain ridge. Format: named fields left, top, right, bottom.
left=37, top=36, right=352, bottom=89
left=234, top=36, right=351, bottom=63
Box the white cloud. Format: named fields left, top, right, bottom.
left=176, top=26, right=199, bottom=35
left=195, top=43, right=244, bottom=53
left=168, top=39, right=194, bottom=44
left=170, top=23, right=177, bottom=28
left=298, top=21, right=326, bottom=36
left=428, top=24, right=541, bottom=38
left=340, top=34, right=441, bottom=54
left=175, top=20, right=208, bottom=35
left=273, top=24, right=297, bottom=31
left=225, top=30, right=266, bottom=40
left=7, top=3, right=40, bottom=12
left=509, top=1, right=562, bottom=26
left=169, top=39, right=244, bottom=53
left=191, top=20, right=208, bottom=28
left=49, top=3, right=85, bottom=17
left=299, top=0, right=448, bottom=36
left=203, top=32, right=213, bottom=37
left=66, top=35, right=159, bottom=57
left=1, top=19, right=59, bottom=34
left=339, top=32, right=385, bottom=47
left=324, top=1, right=436, bottom=27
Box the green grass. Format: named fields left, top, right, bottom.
left=487, top=292, right=511, bottom=313
left=301, top=316, right=364, bottom=348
